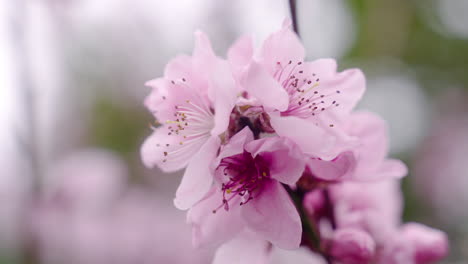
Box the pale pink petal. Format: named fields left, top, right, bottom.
left=320, top=69, right=366, bottom=120
left=163, top=55, right=193, bottom=81
left=372, top=159, right=408, bottom=180
left=228, top=35, right=254, bottom=69
left=147, top=78, right=213, bottom=132
left=210, top=60, right=237, bottom=136
left=245, top=137, right=305, bottom=185
left=192, top=31, right=217, bottom=99
left=187, top=187, right=245, bottom=248
left=212, top=231, right=270, bottom=264
left=174, top=136, right=221, bottom=210
left=242, top=181, right=301, bottom=249
left=217, top=127, right=254, bottom=162
left=301, top=59, right=337, bottom=80
left=259, top=21, right=305, bottom=74
left=140, top=127, right=204, bottom=172
left=346, top=112, right=408, bottom=180
left=346, top=111, right=388, bottom=169
left=245, top=61, right=289, bottom=111
left=307, top=151, right=356, bottom=181
left=269, top=113, right=343, bottom=160
left=193, top=30, right=217, bottom=66
left=303, top=67, right=366, bottom=126
left=144, top=78, right=172, bottom=122
left=162, top=55, right=208, bottom=104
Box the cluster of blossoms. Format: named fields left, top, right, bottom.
left=141, top=20, right=448, bottom=264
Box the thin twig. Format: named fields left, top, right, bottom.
left=287, top=3, right=334, bottom=262
left=288, top=0, right=300, bottom=36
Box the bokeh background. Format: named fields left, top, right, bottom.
left=1, top=0, right=468, bottom=263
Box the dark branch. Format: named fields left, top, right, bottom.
left=288, top=0, right=300, bottom=37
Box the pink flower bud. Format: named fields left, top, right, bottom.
left=401, top=223, right=449, bottom=264
left=330, top=228, right=375, bottom=264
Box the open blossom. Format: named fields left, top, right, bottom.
left=139, top=17, right=448, bottom=264
left=229, top=19, right=366, bottom=160
left=305, top=111, right=408, bottom=182
left=188, top=127, right=304, bottom=250
left=141, top=31, right=237, bottom=209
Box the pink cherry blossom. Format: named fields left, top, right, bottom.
left=32, top=149, right=213, bottom=264
left=233, top=19, right=366, bottom=160
left=137, top=17, right=449, bottom=264
left=399, top=223, right=449, bottom=264
left=188, top=127, right=304, bottom=250
left=305, top=111, right=407, bottom=182
left=329, top=228, right=375, bottom=264
left=141, top=31, right=237, bottom=210
left=329, top=180, right=404, bottom=244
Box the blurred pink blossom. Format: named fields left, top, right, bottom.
left=32, top=149, right=213, bottom=264
left=303, top=179, right=448, bottom=264
left=412, top=96, right=468, bottom=225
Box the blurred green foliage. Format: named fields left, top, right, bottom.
left=90, top=97, right=147, bottom=157
left=346, top=0, right=468, bottom=93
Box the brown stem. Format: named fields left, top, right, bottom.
left=288, top=0, right=300, bottom=36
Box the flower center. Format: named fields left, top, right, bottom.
left=213, top=151, right=270, bottom=213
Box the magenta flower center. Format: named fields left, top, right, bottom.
left=274, top=60, right=341, bottom=122
left=213, top=152, right=270, bottom=213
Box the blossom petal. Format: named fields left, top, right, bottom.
left=210, top=60, right=237, bottom=136
left=193, top=31, right=217, bottom=68
left=187, top=187, right=244, bottom=248
left=346, top=111, right=388, bottom=167
left=242, top=180, right=301, bottom=249
left=400, top=223, right=449, bottom=264
left=373, top=159, right=408, bottom=179
left=245, top=137, right=305, bottom=185
left=228, top=35, right=254, bottom=69
left=218, top=127, right=254, bottom=161
left=193, top=31, right=217, bottom=100
left=302, top=59, right=337, bottom=80
left=212, top=231, right=270, bottom=264
left=245, top=61, right=289, bottom=111
left=346, top=112, right=408, bottom=180
left=163, top=55, right=193, bottom=81
left=330, top=228, right=375, bottom=264
left=269, top=113, right=344, bottom=160
left=259, top=20, right=305, bottom=74
left=307, top=151, right=356, bottom=181
left=163, top=55, right=209, bottom=101
left=174, top=136, right=221, bottom=210
left=140, top=127, right=205, bottom=172
left=318, top=68, right=366, bottom=122
left=144, top=78, right=172, bottom=122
